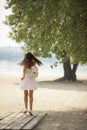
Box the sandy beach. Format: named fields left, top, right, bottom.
left=0, top=75, right=87, bottom=129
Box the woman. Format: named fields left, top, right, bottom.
left=19, top=52, right=42, bottom=115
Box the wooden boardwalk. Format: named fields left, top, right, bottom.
left=0, top=111, right=46, bottom=130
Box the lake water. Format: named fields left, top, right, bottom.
left=0, top=46, right=87, bottom=79
left=0, top=57, right=87, bottom=79
left=0, top=57, right=63, bottom=77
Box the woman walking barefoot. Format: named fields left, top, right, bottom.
left=19, top=52, right=42, bottom=115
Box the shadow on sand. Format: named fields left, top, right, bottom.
left=38, top=79, right=87, bottom=92
left=33, top=108, right=87, bottom=130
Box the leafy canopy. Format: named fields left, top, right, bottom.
left=5, top=0, right=87, bottom=64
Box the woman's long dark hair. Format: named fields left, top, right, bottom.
left=19, top=52, right=43, bottom=68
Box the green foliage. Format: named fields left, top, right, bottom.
left=5, top=0, right=87, bottom=64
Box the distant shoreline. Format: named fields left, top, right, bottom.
left=0, top=74, right=87, bottom=82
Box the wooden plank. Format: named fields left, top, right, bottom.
left=0, top=111, right=23, bottom=129
left=5, top=111, right=39, bottom=129
left=0, top=112, right=21, bottom=129
left=0, top=112, right=14, bottom=120
left=0, top=111, right=47, bottom=130
left=22, top=112, right=47, bottom=130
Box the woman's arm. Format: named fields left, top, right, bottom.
left=21, top=65, right=26, bottom=80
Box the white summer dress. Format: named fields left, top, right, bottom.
left=20, top=66, right=38, bottom=90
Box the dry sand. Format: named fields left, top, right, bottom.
left=0, top=75, right=87, bottom=130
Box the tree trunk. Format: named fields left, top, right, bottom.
left=71, top=63, right=79, bottom=81
left=63, top=60, right=79, bottom=81
left=63, top=60, right=72, bottom=81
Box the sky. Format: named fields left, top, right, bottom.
left=0, top=0, right=19, bottom=47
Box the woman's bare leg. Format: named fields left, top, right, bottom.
left=29, top=90, right=33, bottom=111
left=24, top=90, right=28, bottom=109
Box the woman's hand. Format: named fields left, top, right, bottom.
left=21, top=77, right=24, bottom=80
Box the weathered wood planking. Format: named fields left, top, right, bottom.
left=0, top=112, right=14, bottom=120
left=0, top=111, right=46, bottom=130
left=0, top=111, right=23, bottom=129
left=22, top=112, right=46, bottom=130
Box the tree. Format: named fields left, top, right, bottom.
left=5, top=0, right=87, bottom=81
